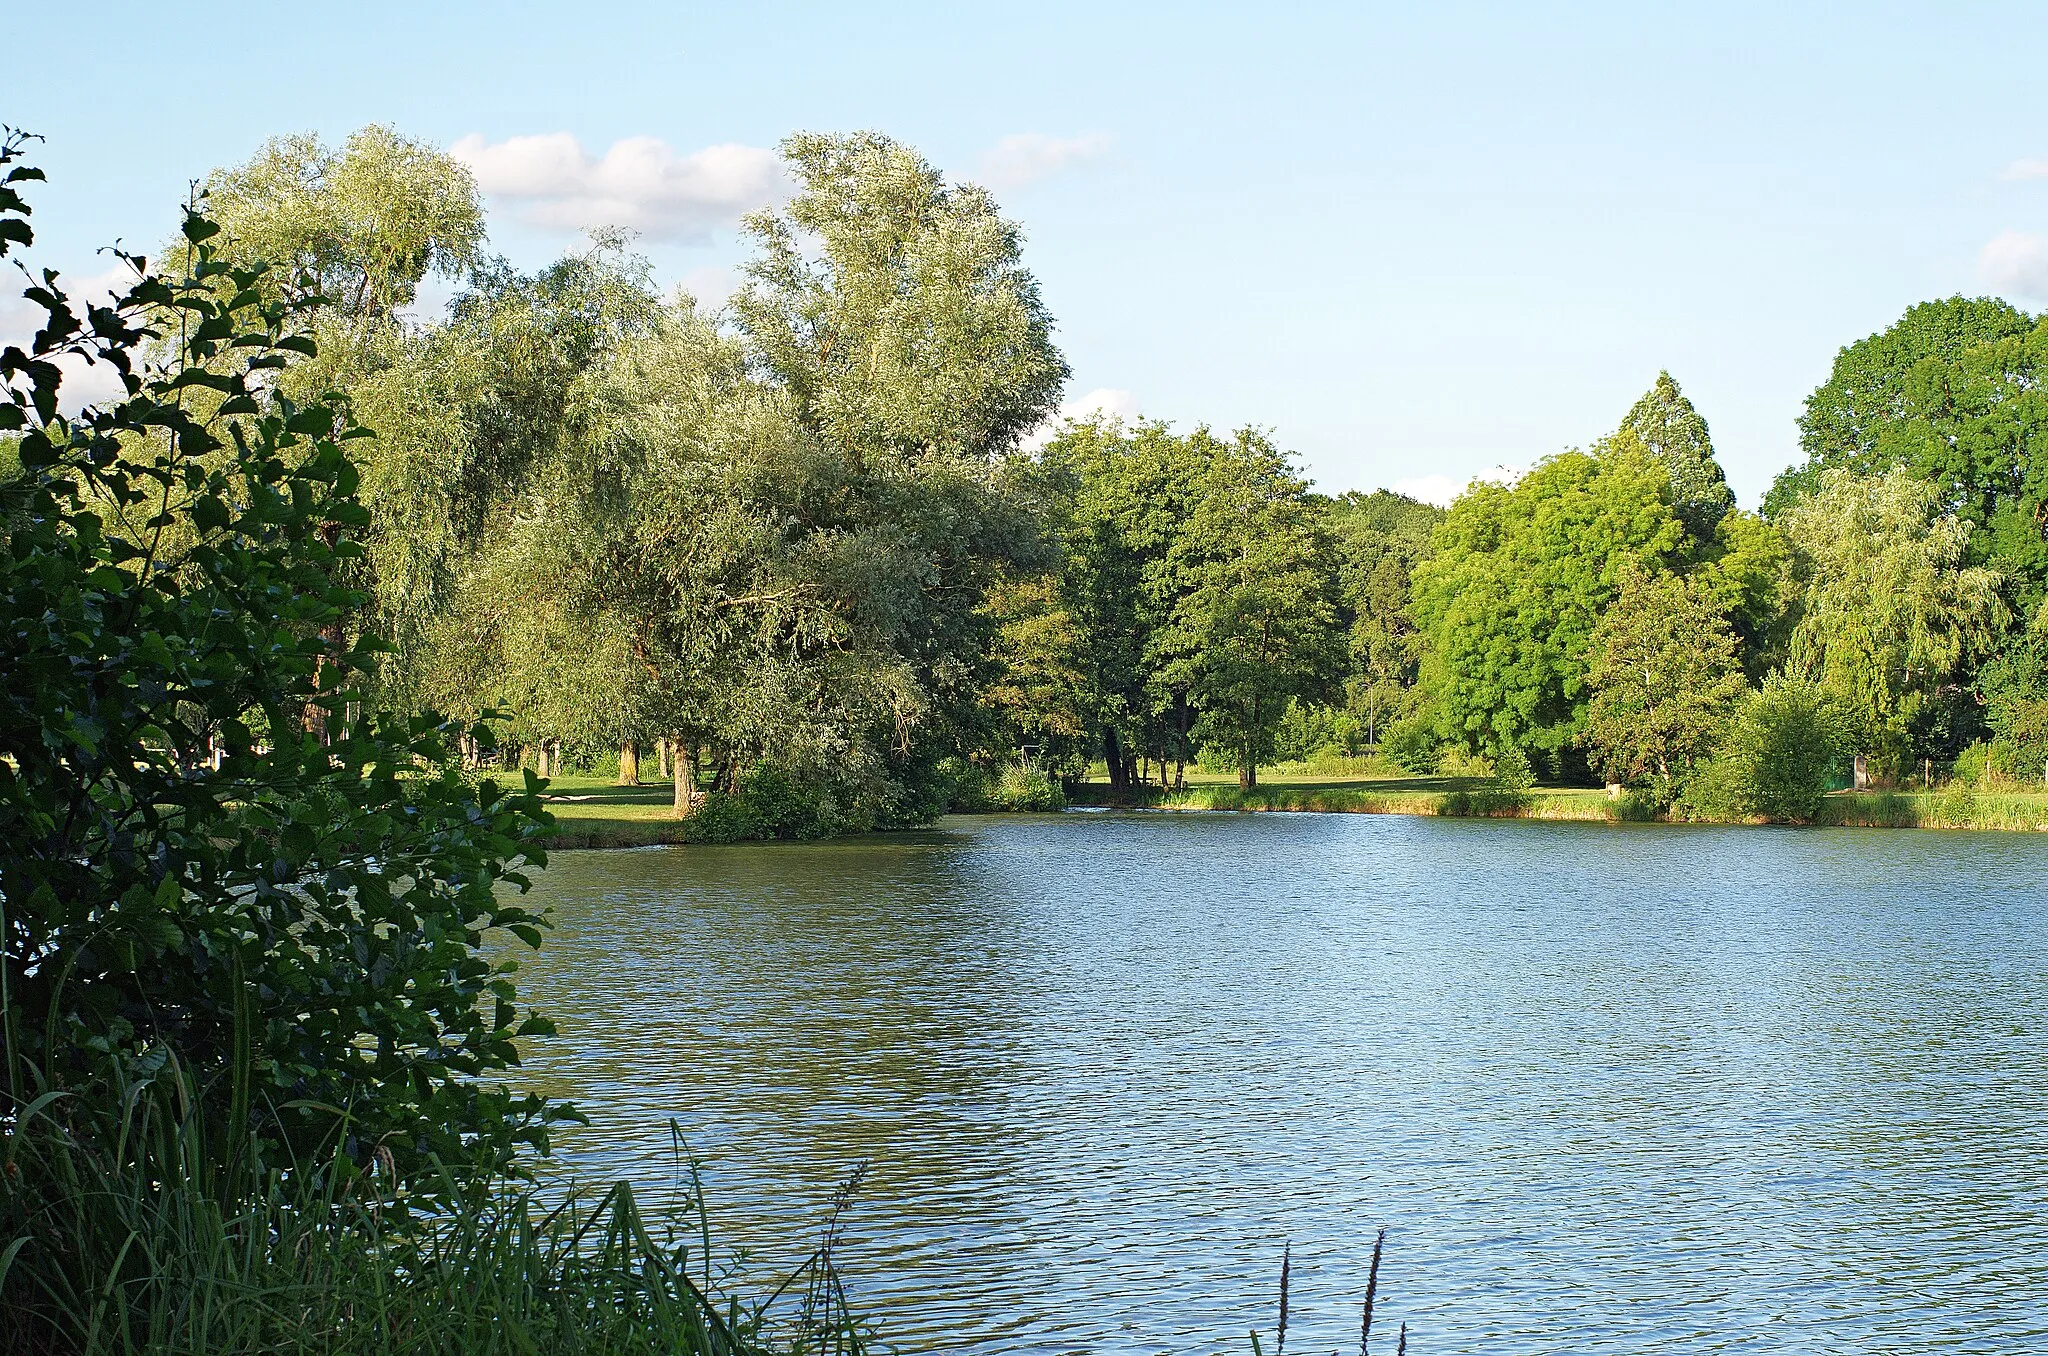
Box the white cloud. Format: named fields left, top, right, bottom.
left=977, top=132, right=1110, bottom=191
left=2002, top=158, right=2048, bottom=181
left=2, top=263, right=141, bottom=413
left=1980, top=230, right=2048, bottom=299
left=450, top=133, right=785, bottom=242
left=1062, top=387, right=1140, bottom=422
left=1021, top=387, right=1141, bottom=453
left=1390, top=465, right=1523, bottom=507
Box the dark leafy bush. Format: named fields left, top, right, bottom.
left=0, top=132, right=558, bottom=1207
left=683, top=762, right=850, bottom=841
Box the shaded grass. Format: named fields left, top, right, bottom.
left=533, top=774, right=696, bottom=849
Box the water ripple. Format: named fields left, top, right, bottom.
left=505, top=815, right=2048, bottom=1354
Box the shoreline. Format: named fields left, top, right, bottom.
left=531, top=776, right=2048, bottom=849
left=1068, top=782, right=2048, bottom=832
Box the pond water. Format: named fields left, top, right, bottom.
left=507, top=812, right=2048, bottom=1354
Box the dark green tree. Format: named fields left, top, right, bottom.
left=1583, top=564, right=1747, bottom=787
left=0, top=135, right=557, bottom=1201
left=1617, top=371, right=1734, bottom=541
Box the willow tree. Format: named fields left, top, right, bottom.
left=1782, top=467, right=2007, bottom=775
left=717, top=131, right=1068, bottom=816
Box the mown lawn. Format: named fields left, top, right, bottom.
left=532, top=773, right=695, bottom=848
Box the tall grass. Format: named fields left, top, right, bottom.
left=0, top=1074, right=863, bottom=1356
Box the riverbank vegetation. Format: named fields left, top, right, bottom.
left=0, top=132, right=858, bottom=1354
left=34, top=119, right=2041, bottom=836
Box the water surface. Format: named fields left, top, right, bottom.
left=509, top=813, right=2048, bottom=1354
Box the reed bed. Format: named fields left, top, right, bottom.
left=0, top=1079, right=864, bottom=1356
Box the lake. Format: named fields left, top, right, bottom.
left=507, top=812, right=2048, bottom=1354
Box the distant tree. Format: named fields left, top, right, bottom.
left=1766, top=299, right=2048, bottom=618
left=979, top=573, right=1092, bottom=771
left=1583, top=565, right=1747, bottom=787
left=1327, top=489, right=1442, bottom=746
left=1786, top=296, right=2035, bottom=485
left=1040, top=416, right=1203, bottom=788
left=1160, top=431, right=1347, bottom=788
left=1616, top=371, right=1734, bottom=541
left=1782, top=467, right=2008, bottom=775
left=1409, top=437, right=1687, bottom=774
left=1688, top=508, right=1797, bottom=679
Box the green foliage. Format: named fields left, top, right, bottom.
left=1782, top=467, right=2007, bottom=774
left=1044, top=420, right=1342, bottom=789
left=1583, top=564, right=1747, bottom=785
left=1325, top=489, right=1443, bottom=744
left=1771, top=296, right=2048, bottom=615
left=683, top=764, right=857, bottom=843
left=0, top=136, right=555, bottom=1226
left=1271, top=698, right=1367, bottom=761
left=1410, top=440, right=1687, bottom=771
left=1688, top=675, right=1844, bottom=823
left=2, top=1071, right=862, bottom=1356
left=990, top=762, right=1065, bottom=811
left=1616, top=370, right=1735, bottom=541
left=1165, top=431, right=1348, bottom=785
left=1380, top=714, right=1441, bottom=773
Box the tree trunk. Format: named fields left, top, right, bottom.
left=618, top=741, right=640, bottom=786
left=673, top=739, right=698, bottom=818
left=1105, top=727, right=1128, bottom=790
left=657, top=738, right=670, bottom=780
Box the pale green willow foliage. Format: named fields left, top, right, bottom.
left=430, top=133, right=1066, bottom=823
left=1783, top=466, right=2008, bottom=771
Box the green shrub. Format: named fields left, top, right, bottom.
left=0, top=145, right=558, bottom=1213
left=1381, top=716, right=1440, bottom=773
left=683, top=764, right=849, bottom=841
left=990, top=762, right=1065, bottom=811
left=1717, top=674, right=1843, bottom=823
left=1989, top=696, right=2048, bottom=784
left=1491, top=744, right=1534, bottom=792
left=1952, top=740, right=1993, bottom=785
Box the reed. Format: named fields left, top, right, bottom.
left=0, top=1073, right=862, bottom=1356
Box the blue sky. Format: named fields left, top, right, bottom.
left=12, top=2, right=2048, bottom=505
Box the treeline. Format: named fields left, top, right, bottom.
left=150, top=126, right=2048, bottom=830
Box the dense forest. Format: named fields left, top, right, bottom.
left=31, top=124, right=2048, bottom=832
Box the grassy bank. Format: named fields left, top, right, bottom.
left=533, top=769, right=2048, bottom=843
left=536, top=774, right=699, bottom=848
left=1069, top=768, right=2048, bottom=831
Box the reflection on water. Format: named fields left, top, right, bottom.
left=506, top=813, right=2048, bottom=1354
